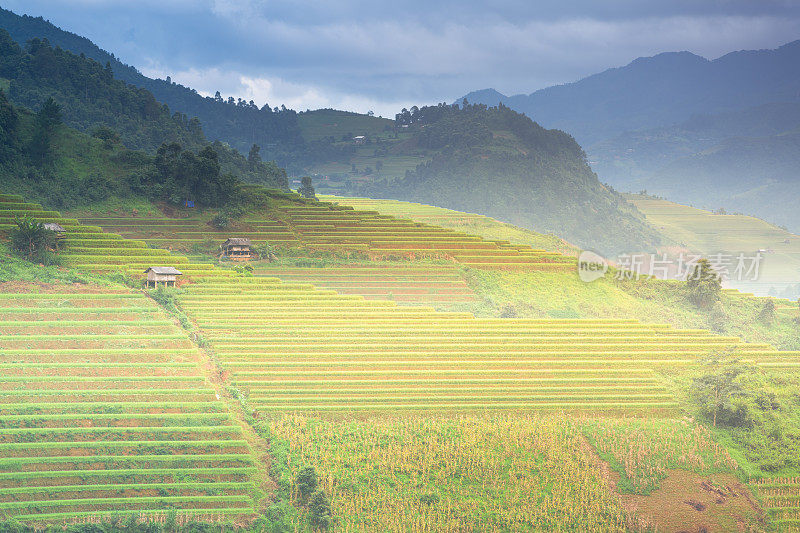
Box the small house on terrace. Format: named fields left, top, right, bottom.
left=144, top=266, right=183, bottom=288
left=221, top=238, right=253, bottom=261
left=43, top=222, right=66, bottom=237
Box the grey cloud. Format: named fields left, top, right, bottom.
left=3, top=1, right=800, bottom=112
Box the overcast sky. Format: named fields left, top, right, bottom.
left=4, top=0, right=800, bottom=117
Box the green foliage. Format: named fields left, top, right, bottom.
left=691, top=353, right=759, bottom=428
left=0, top=8, right=305, bottom=157
left=27, top=96, right=61, bottom=165
left=680, top=356, right=800, bottom=476
left=93, top=124, right=122, bottom=149
left=297, top=176, right=316, bottom=200
left=355, top=102, right=663, bottom=255
left=0, top=32, right=204, bottom=153
left=759, top=299, right=776, bottom=325
left=149, top=142, right=238, bottom=207
left=295, top=466, right=318, bottom=500
left=309, top=490, right=332, bottom=529
left=211, top=141, right=288, bottom=190
left=686, top=258, right=721, bottom=308
left=8, top=214, right=58, bottom=263
left=212, top=203, right=249, bottom=229
left=709, top=301, right=729, bottom=333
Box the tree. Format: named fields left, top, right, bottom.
left=686, top=258, right=721, bottom=308
left=298, top=176, right=316, bottom=200
left=0, top=89, right=18, bottom=158
left=91, top=125, right=121, bottom=149
left=28, top=97, right=62, bottom=165
left=309, top=490, right=332, bottom=529
left=295, top=466, right=318, bottom=500
left=692, top=353, right=749, bottom=427
left=247, top=144, right=262, bottom=168
left=36, top=97, right=63, bottom=130
left=9, top=216, right=57, bottom=262
left=759, top=299, right=776, bottom=325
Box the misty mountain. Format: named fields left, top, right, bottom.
left=462, top=41, right=800, bottom=147
left=640, top=130, right=800, bottom=232
left=591, top=101, right=800, bottom=187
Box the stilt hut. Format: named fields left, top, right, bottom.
left=221, top=238, right=253, bottom=261
left=144, top=266, right=183, bottom=288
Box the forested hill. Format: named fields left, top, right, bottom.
left=0, top=31, right=204, bottom=153
left=0, top=7, right=302, bottom=154
left=355, top=103, right=663, bottom=255
left=0, top=90, right=259, bottom=210
left=0, top=30, right=288, bottom=190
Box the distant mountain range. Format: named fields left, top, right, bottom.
left=0, top=8, right=663, bottom=255
left=462, top=41, right=800, bottom=233
left=462, top=42, right=800, bottom=146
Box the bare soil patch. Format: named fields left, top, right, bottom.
left=621, top=469, right=765, bottom=533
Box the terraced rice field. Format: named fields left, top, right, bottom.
left=626, top=193, right=800, bottom=296
left=176, top=276, right=800, bottom=414
left=0, top=194, right=235, bottom=282
left=0, top=285, right=257, bottom=522
left=318, top=194, right=580, bottom=256
left=254, top=265, right=477, bottom=304
left=753, top=478, right=800, bottom=532
left=277, top=202, right=575, bottom=270
left=73, top=192, right=576, bottom=272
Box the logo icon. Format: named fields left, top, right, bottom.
left=578, top=250, right=608, bottom=282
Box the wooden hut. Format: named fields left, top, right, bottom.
left=43, top=222, right=66, bottom=238
left=144, top=266, right=183, bottom=288
left=221, top=238, right=253, bottom=261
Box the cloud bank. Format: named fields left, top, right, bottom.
left=5, top=0, right=800, bottom=116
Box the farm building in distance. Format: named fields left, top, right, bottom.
left=221, top=238, right=253, bottom=261
left=144, top=266, right=183, bottom=288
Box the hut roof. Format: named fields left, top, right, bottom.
left=144, top=266, right=183, bottom=275
left=222, top=238, right=251, bottom=246
left=43, top=222, right=66, bottom=232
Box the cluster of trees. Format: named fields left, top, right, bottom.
left=8, top=215, right=60, bottom=264
left=0, top=89, right=67, bottom=168
left=0, top=9, right=304, bottom=156
left=295, top=467, right=332, bottom=529
left=0, top=32, right=205, bottom=152
left=297, top=176, right=316, bottom=199
left=0, top=31, right=290, bottom=192
left=144, top=142, right=237, bottom=206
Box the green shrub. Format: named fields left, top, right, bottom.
left=9, top=215, right=58, bottom=263
left=686, top=259, right=721, bottom=308
left=309, top=489, right=332, bottom=529
left=295, top=466, right=318, bottom=500
left=759, top=299, right=776, bottom=325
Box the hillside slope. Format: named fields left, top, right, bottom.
left=0, top=7, right=302, bottom=155
left=348, top=103, right=662, bottom=255
left=626, top=193, right=800, bottom=298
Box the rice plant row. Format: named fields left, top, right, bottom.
left=0, top=284, right=257, bottom=522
